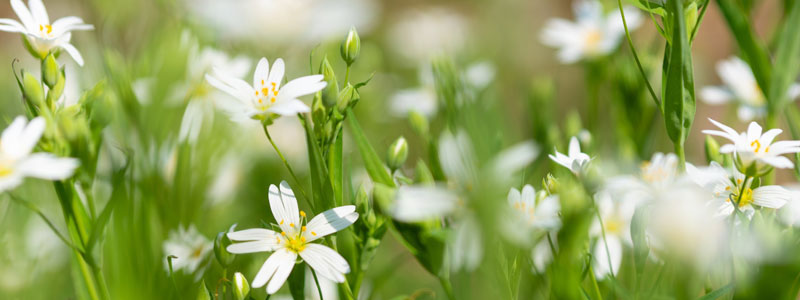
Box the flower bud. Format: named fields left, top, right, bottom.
left=22, top=70, right=45, bottom=107
left=214, top=228, right=235, bottom=267
left=319, top=56, right=339, bottom=108
left=340, top=26, right=361, bottom=66
left=408, top=111, right=429, bottom=138
left=543, top=173, right=558, bottom=195
left=42, top=53, right=59, bottom=88
left=197, top=280, right=212, bottom=300
left=704, top=135, right=722, bottom=164
left=337, top=83, right=359, bottom=113
left=387, top=136, right=409, bottom=170
left=232, top=272, right=250, bottom=300
left=414, top=160, right=435, bottom=185
left=46, top=67, right=66, bottom=107
left=355, top=184, right=370, bottom=215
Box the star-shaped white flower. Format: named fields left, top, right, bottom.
left=549, top=136, right=591, bottom=175
left=503, top=185, right=560, bottom=247
left=205, top=57, right=326, bottom=122
left=686, top=162, right=790, bottom=218
left=702, top=118, right=800, bottom=169
left=0, top=0, right=94, bottom=65
left=0, top=116, right=79, bottom=193
left=163, top=225, right=212, bottom=274
left=540, top=0, right=641, bottom=64
left=226, top=181, right=358, bottom=294
left=590, top=192, right=636, bottom=279
left=701, top=57, right=800, bottom=121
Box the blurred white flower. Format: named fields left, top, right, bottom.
left=186, top=0, right=377, bottom=45
left=390, top=130, right=537, bottom=271
left=206, top=57, right=326, bottom=122
left=701, top=57, right=800, bottom=121
left=540, top=0, right=641, bottom=64
left=686, top=162, right=790, bottom=218
left=0, top=116, right=79, bottom=193
left=163, top=225, right=212, bottom=274
left=531, top=233, right=556, bottom=273
left=590, top=192, right=635, bottom=279
left=503, top=185, right=560, bottom=246
left=549, top=136, right=591, bottom=175
left=388, top=7, right=468, bottom=62
left=778, top=189, right=800, bottom=227
left=226, top=181, right=358, bottom=294
left=464, top=61, right=496, bottom=90
left=605, top=153, right=680, bottom=203
left=703, top=118, right=800, bottom=169
left=206, top=153, right=246, bottom=206
left=0, top=0, right=93, bottom=65
left=389, top=88, right=438, bottom=118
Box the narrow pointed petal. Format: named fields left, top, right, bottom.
left=304, top=205, right=358, bottom=242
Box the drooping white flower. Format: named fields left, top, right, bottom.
left=0, top=0, right=94, bottom=65
left=205, top=57, right=326, bottom=122
left=686, top=162, right=791, bottom=218
left=701, top=57, right=800, bottom=121
left=0, top=116, right=79, bottom=193
left=540, top=0, right=641, bottom=64
left=226, top=181, right=358, bottom=294
left=549, top=136, right=591, bottom=175
left=590, top=192, right=636, bottom=279
left=503, top=185, right=560, bottom=246
left=702, top=118, right=800, bottom=169
left=163, top=225, right=212, bottom=274
left=390, top=130, right=538, bottom=271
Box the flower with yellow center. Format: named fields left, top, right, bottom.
left=0, top=0, right=94, bottom=65
left=0, top=116, right=79, bottom=193
left=502, top=185, right=560, bottom=248
left=703, top=118, right=800, bottom=170
left=549, top=136, right=591, bottom=175
left=540, top=0, right=642, bottom=64
left=686, top=162, right=791, bottom=218
left=590, top=192, right=636, bottom=280
left=226, top=181, right=358, bottom=294
left=205, top=57, right=326, bottom=122
left=162, top=225, right=212, bottom=274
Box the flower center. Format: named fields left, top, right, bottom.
left=750, top=139, right=768, bottom=153
left=584, top=29, right=603, bottom=53
left=191, top=245, right=205, bottom=258
left=38, top=24, right=53, bottom=38
left=276, top=210, right=313, bottom=253
left=513, top=201, right=535, bottom=223
left=254, top=81, right=279, bottom=111
left=727, top=187, right=754, bottom=208
left=604, top=217, right=622, bottom=234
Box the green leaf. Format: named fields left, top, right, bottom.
left=287, top=265, right=306, bottom=300
left=663, top=0, right=696, bottom=148
left=328, top=128, right=344, bottom=206
left=767, top=0, right=800, bottom=112
left=346, top=109, right=395, bottom=187
left=715, top=0, right=772, bottom=95
left=697, top=283, right=734, bottom=300
left=302, top=115, right=332, bottom=212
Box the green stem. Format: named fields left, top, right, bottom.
left=7, top=193, right=80, bottom=251
left=617, top=0, right=661, bottom=109
left=344, top=65, right=351, bottom=85
left=438, top=276, right=456, bottom=300
left=587, top=264, right=604, bottom=300
left=75, top=250, right=102, bottom=300
left=310, top=268, right=325, bottom=300
left=674, top=141, right=686, bottom=170
left=262, top=123, right=309, bottom=202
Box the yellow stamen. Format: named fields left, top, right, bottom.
left=299, top=211, right=306, bottom=217
left=311, top=231, right=317, bottom=236
left=289, top=223, right=295, bottom=227
left=301, top=226, right=306, bottom=232
left=751, top=140, right=762, bottom=153
left=280, top=231, right=286, bottom=236
left=280, top=220, right=284, bottom=225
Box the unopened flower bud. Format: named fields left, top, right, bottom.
left=408, top=111, right=429, bottom=138
left=232, top=272, right=250, bottom=300
left=387, top=136, right=409, bottom=170
left=42, top=53, right=59, bottom=88
left=337, top=83, right=359, bottom=112
left=46, top=67, right=66, bottom=107
left=704, top=135, right=722, bottom=164
left=197, top=280, right=212, bottom=300
left=543, top=173, right=558, bottom=195
left=214, top=226, right=235, bottom=267
left=319, top=56, right=339, bottom=108
left=340, top=26, right=361, bottom=66
left=22, top=70, right=45, bottom=107
left=355, top=185, right=370, bottom=215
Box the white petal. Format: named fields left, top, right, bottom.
left=28, top=0, right=48, bottom=25
left=178, top=101, right=204, bottom=144
left=269, top=183, right=299, bottom=233
left=299, top=244, right=350, bottom=283
left=391, top=186, right=458, bottom=222
left=278, top=75, right=326, bottom=99
left=267, top=99, right=310, bottom=116
left=252, top=249, right=297, bottom=293
left=700, top=86, right=733, bottom=104
left=226, top=240, right=279, bottom=254
left=60, top=43, right=84, bottom=66
left=753, top=186, right=791, bottom=209
left=507, top=187, right=521, bottom=206
left=491, top=141, right=539, bottom=176
left=521, top=184, right=536, bottom=208
left=1, top=116, right=43, bottom=160
left=568, top=136, right=582, bottom=158
left=0, top=173, right=24, bottom=193
left=759, top=156, right=794, bottom=169
left=747, top=122, right=763, bottom=142
left=592, top=235, right=622, bottom=280
left=304, top=205, right=358, bottom=242
left=0, top=18, right=28, bottom=33
left=10, top=0, right=35, bottom=31
left=227, top=228, right=278, bottom=241
left=253, top=57, right=269, bottom=88
left=449, top=217, right=483, bottom=271
left=268, top=58, right=285, bottom=88
left=16, top=153, right=79, bottom=180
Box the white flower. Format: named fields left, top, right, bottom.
left=390, top=130, right=537, bottom=271
left=163, top=225, right=212, bottom=274
left=702, top=118, right=800, bottom=169
left=0, top=116, right=79, bottom=193
left=549, top=136, right=591, bottom=175
left=590, top=192, right=636, bottom=279
left=205, top=57, right=326, bottom=122
left=388, top=7, right=468, bottom=62
left=0, top=0, right=93, bottom=65
left=686, top=162, right=791, bottom=218
left=779, top=190, right=800, bottom=227
left=604, top=153, right=680, bottom=204
left=389, top=88, right=438, bottom=118
left=503, top=185, right=560, bottom=246
left=540, top=0, right=641, bottom=64
left=701, top=57, right=800, bottom=121
left=226, top=181, right=358, bottom=294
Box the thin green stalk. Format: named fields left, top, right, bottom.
left=617, top=0, right=661, bottom=109
left=75, top=250, right=102, bottom=300
left=438, top=276, right=456, bottom=300
left=674, top=141, right=686, bottom=170
left=587, top=264, right=604, bottom=300
left=262, top=123, right=309, bottom=202
left=690, top=3, right=710, bottom=42
left=311, top=268, right=325, bottom=300
left=7, top=193, right=80, bottom=251
left=343, top=65, right=351, bottom=85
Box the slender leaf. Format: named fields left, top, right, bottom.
left=715, top=0, right=772, bottom=93
left=697, top=283, right=734, bottom=300
left=767, top=0, right=800, bottom=112
left=328, top=128, right=344, bottom=207
left=663, top=0, right=696, bottom=148
left=346, top=109, right=395, bottom=187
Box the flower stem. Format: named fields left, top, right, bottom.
left=344, top=65, right=351, bottom=85
left=674, top=141, right=686, bottom=170
left=262, top=123, right=309, bottom=204
left=617, top=0, right=661, bottom=109
left=310, top=267, right=325, bottom=300
left=438, top=276, right=456, bottom=300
